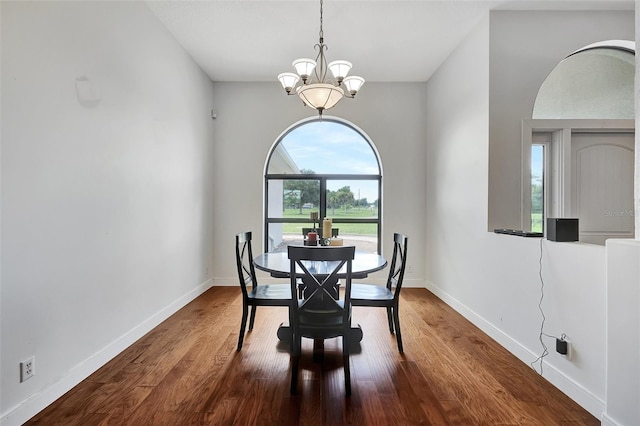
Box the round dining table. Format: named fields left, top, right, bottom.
left=253, top=250, right=387, bottom=280
left=253, top=250, right=387, bottom=350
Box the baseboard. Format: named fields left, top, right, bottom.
left=0, top=279, right=213, bottom=426
left=424, top=280, right=605, bottom=420
left=600, top=413, right=620, bottom=426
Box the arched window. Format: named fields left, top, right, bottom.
left=264, top=117, right=382, bottom=253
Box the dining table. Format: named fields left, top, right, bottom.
left=253, top=249, right=387, bottom=355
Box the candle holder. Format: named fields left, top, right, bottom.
left=310, top=211, right=319, bottom=231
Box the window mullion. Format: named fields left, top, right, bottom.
left=319, top=178, right=327, bottom=223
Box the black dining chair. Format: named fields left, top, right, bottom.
left=299, top=227, right=342, bottom=297
left=351, top=233, right=408, bottom=353
left=287, top=245, right=356, bottom=396
left=235, top=231, right=291, bottom=351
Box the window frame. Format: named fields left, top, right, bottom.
left=530, top=136, right=549, bottom=233
left=263, top=117, right=383, bottom=254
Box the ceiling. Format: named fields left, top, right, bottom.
left=146, top=1, right=634, bottom=83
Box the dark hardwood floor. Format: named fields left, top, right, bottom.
left=27, top=287, right=598, bottom=425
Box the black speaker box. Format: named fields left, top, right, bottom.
left=546, top=218, right=579, bottom=242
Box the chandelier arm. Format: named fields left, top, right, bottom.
left=314, top=43, right=328, bottom=83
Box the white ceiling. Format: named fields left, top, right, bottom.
left=146, top=0, right=634, bottom=83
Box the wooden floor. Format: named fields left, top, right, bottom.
left=27, top=287, right=598, bottom=425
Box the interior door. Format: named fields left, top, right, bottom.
left=571, top=132, right=635, bottom=245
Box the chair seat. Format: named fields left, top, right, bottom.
left=248, top=284, right=291, bottom=301
left=298, top=300, right=348, bottom=328
left=351, top=283, right=394, bottom=303
left=298, top=310, right=348, bottom=339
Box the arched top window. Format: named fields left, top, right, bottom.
left=266, top=119, right=381, bottom=175
left=532, top=40, right=635, bottom=119
left=264, top=117, right=382, bottom=253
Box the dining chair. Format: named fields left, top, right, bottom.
left=299, top=227, right=342, bottom=297
left=287, top=245, right=356, bottom=396
left=235, top=231, right=291, bottom=351
left=351, top=233, right=408, bottom=353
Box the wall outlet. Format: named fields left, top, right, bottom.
left=406, top=265, right=414, bottom=274
left=20, top=356, right=34, bottom=382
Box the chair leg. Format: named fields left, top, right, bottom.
left=290, top=333, right=300, bottom=395
left=343, top=334, right=351, bottom=396
left=237, top=303, right=248, bottom=351
left=290, top=354, right=299, bottom=395
left=248, top=305, right=257, bottom=330
left=386, top=307, right=394, bottom=333
left=392, top=305, right=403, bottom=353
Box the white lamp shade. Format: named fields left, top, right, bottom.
left=292, top=58, right=317, bottom=78
left=297, top=83, right=345, bottom=111
left=328, top=60, right=352, bottom=80
left=343, top=76, right=365, bottom=95
left=278, top=73, right=300, bottom=92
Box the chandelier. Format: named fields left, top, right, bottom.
left=277, top=0, right=365, bottom=116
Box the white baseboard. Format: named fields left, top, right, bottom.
left=0, top=279, right=213, bottom=426
left=425, top=280, right=605, bottom=420
left=600, top=413, right=620, bottom=426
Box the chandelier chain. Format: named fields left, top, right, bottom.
left=319, top=0, right=324, bottom=41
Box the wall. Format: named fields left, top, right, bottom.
left=426, top=14, right=613, bottom=418
left=636, top=1, right=640, bottom=240
left=487, top=10, right=635, bottom=231
left=209, top=82, right=427, bottom=289
left=0, top=2, right=215, bottom=424
left=601, top=6, right=640, bottom=425
left=603, top=239, right=640, bottom=426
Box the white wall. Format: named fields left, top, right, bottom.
left=0, top=2, right=215, bottom=424
left=601, top=6, right=640, bottom=425
left=426, top=14, right=612, bottom=418
left=487, top=10, right=635, bottom=231
left=209, top=82, right=427, bottom=289
left=603, top=239, right=640, bottom=426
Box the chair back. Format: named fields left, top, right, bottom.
left=387, top=233, right=408, bottom=299
left=236, top=231, right=257, bottom=298
left=287, top=245, right=355, bottom=338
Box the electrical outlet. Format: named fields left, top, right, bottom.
left=406, top=265, right=414, bottom=274
left=20, top=356, right=34, bottom=382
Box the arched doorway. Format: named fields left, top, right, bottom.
left=525, top=40, right=635, bottom=244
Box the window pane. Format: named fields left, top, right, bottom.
left=333, top=223, right=378, bottom=253
left=267, top=120, right=379, bottom=175
left=531, top=145, right=544, bottom=232
left=326, top=180, right=379, bottom=219
left=267, top=179, right=320, bottom=219
left=267, top=222, right=378, bottom=254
